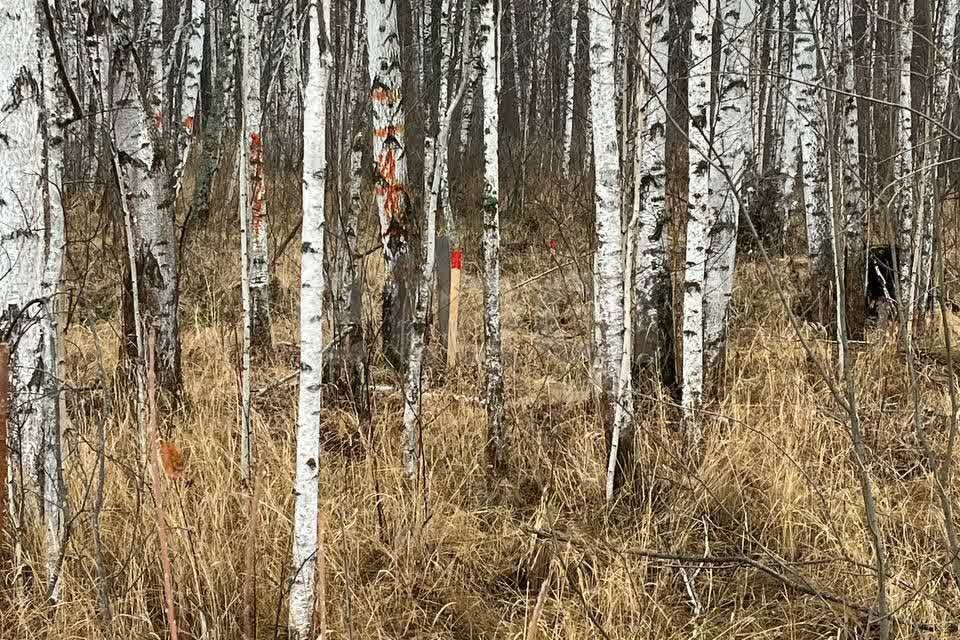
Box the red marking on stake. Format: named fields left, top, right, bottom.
left=451, top=249, right=463, bottom=270
left=548, top=239, right=557, bottom=257
left=153, top=111, right=163, bottom=132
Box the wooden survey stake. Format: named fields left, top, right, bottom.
left=448, top=248, right=463, bottom=368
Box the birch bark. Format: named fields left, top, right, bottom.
left=588, top=0, right=624, bottom=404
left=562, top=0, right=580, bottom=179
left=682, top=0, right=712, bottom=436
left=0, top=0, right=46, bottom=579
left=479, top=0, right=505, bottom=476
left=288, top=2, right=331, bottom=635
left=788, top=1, right=831, bottom=325
left=704, top=0, right=752, bottom=375
left=367, top=0, right=414, bottom=368
left=242, top=0, right=271, bottom=349
left=39, top=0, right=72, bottom=599
left=633, top=0, right=671, bottom=371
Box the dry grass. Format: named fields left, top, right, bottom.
left=3, top=200, right=960, bottom=639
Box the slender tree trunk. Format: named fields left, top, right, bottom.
left=896, top=1, right=916, bottom=324
left=588, top=0, right=625, bottom=409
left=367, top=0, right=414, bottom=369
left=789, top=2, right=832, bottom=326
left=192, top=4, right=238, bottom=224
left=288, top=2, right=332, bottom=635
left=115, top=0, right=182, bottom=397
left=847, top=0, right=871, bottom=340
left=703, top=0, right=752, bottom=379
left=479, top=0, right=505, bottom=477
left=243, top=0, right=272, bottom=350
left=633, top=0, right=672, bottom=380
left=39, top=0, right=72, bottom=600
left=562, top=0, right=579, bottom=179
left=682, top=0, right=712, bottom=437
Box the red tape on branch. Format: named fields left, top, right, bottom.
left=451, top=249, right=463, bottom=270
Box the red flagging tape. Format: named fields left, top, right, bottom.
left=451, top=249, right=463, bottom=270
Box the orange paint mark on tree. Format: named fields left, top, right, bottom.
left=183, top=116, right=194, bottom=132
left=374, top=124, right=405, bottom=139
left=371, top=87, right=400, bottom=104
left=249, top=132, right=266, bottom=233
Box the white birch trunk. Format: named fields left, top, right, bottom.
left=0, top=0, right=45, bottom=575
left=459, top=1, right=482, bottom=157
left=588, top=0, right=624, bottom=401
left=563, top=0, right=580, bottom=179
left=438, top=0, right=457, bottom=248
left=479, top=0, right=505, bottom=474
left=367, top=0, right=412, bottom=367
left=238, top=0, right=254, bottom=481
left=682, top=0, right=712, bottom=435
left=508, top=0, right=523, bottom=127
left=633, top=0, right=670, bottom=365
left=40, top=3, right=71, bottom=599
left=288, top=2, right=331, bottom=635
left=789, top=2, right=831, bottom=323
left=116, top=0, right=180, bottom=394
left=608, top=212, right=637, bottom=500
left=243, top=0, right=271, bottom=347
left=174, top=0, right=205, bottom=190
left=704, top=0, right=752, bottom=373
left=402, top=8, right=474, bottom=481
left=896, top=1, right=916, bottom=320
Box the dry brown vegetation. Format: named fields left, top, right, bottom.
left=3, top=188, right=960, bottom=639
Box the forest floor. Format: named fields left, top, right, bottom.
left=3, top=191, right=960, bottom=639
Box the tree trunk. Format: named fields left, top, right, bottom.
left=588, top=0, right=625, bottom=408
left=243, top=0, right=272, bottom=350
left=789, top=2, right=832, bottom=327
left=0, top=0, right=48, bottom=583
left=633, top=0, right=672, bottom=381
left=703, top=0, right=752, bottom=380
left=288, top=2, right=332, bottom=636
left=367, top=0, right=414, bottom=369
left=479, top=0, right=505, bottom=477
left=682, top=0, right=712, bottom=437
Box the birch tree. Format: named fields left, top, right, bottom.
left=1, top=0, right=52, bottom=588
left=193, top=4, right=239, bottom=222
left=288, top=1, right=332, bottom=635
left=703, top=0, right=752, bottom=375
left=367, top=0, right=414, bottom=368
left=478, top=0, right=505, bottom=475
left=38, top=0, right=76, bottom=600
left=682, top=0, right=713, bottom=435
left=118, top=0, right=184, bottom=397
left=632, top=0, right=671, bottom=373
left=784, top=1, right=831, bottom=326
left=588, top=0, right=624, bottom=408
left=894, top=1, right=916, bottom=323
left=242, top=0, right=272, bottom=349
left=562, top=0, right=580, bottom=179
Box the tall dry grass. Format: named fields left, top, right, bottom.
left=2, top=188, right=960, bottom=639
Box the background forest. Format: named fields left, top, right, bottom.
left=2, top=0, right=960, bottom=638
